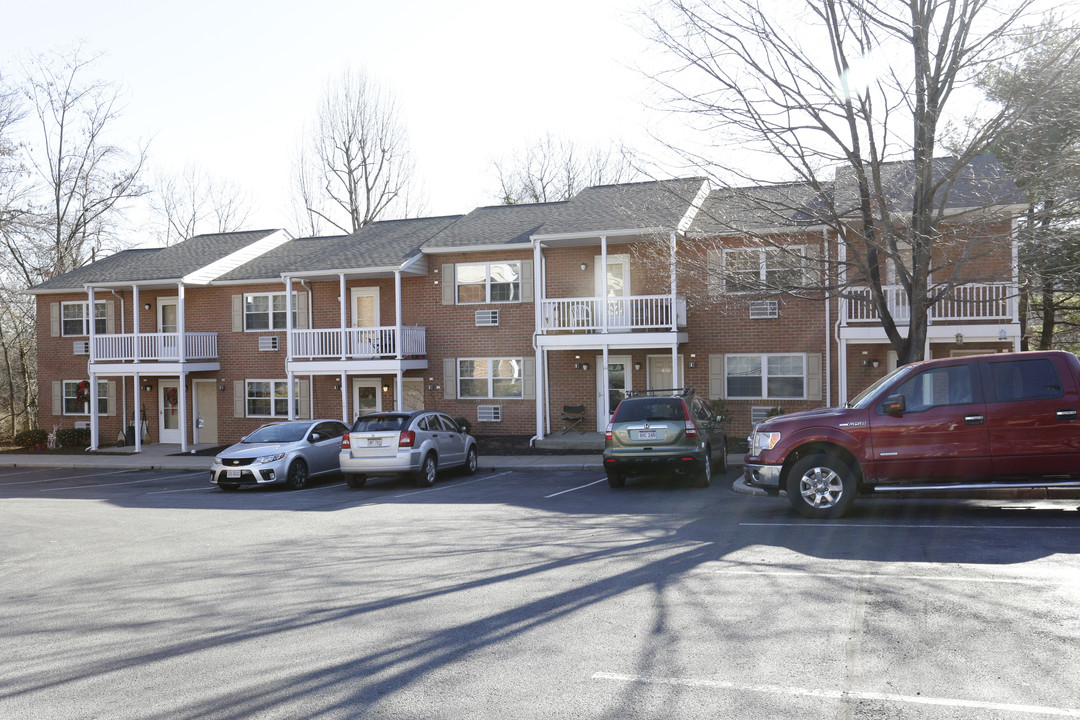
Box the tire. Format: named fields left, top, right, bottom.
left=693, top=452, right=712, bottom=487
left=416, top=454, right=437, bottom=487
left=715, top=446, right=728, bottom=474
left=463, top=446, right=478, bottom=475
left=786, top=453, right=857, bottom=519
left=218, top=483, right=239, bottom=492
left=607, top=472, right=626, bottom=488
left=346, top=475, right=367, bottom=489
left=285, top=460, right=308, bottom=490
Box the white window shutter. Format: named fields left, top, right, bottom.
left=234, top=381, right=245, bottom=417
left=106, top=381, right=116, bottom=416
left=105, top=301, right=116, bottom=334
left=52, top=381, right=62, bottom=415
left=232, top=295, right=243, bottom=332
left=523, top=357, right=535, bottom=399
left=807, top=353, right=822, bottom=401
left=443, top=358, right=457, bottom=399
left=50, top=303, right=60, bottom=337
left=521, top=260, right=533, bottom=302
left=709, top=354, right=725, bottom=399
left=297, top=380, right=310, bottom=419
left=442, top=264, right=455, bottom=305
left=295, top=292, right=309, bottom=329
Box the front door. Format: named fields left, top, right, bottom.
left=595, top=355, right=633, bottom=431
left=351, top=378, right=381, bottom=421
left=194, top=380, right=218, bottom=445
left=595, top=254, right=631, bottom=330
left=159, top=380, right=182, bottom=444
left=158, top=298, right=179, bottom=360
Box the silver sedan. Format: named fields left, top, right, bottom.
left=210, top=419, right=348, bottom=491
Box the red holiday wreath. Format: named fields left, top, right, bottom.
left=75, top=380, right=91, bottom=406
left=165, top=387, right=178, bottom=407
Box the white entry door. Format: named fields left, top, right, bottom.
left=158, top=298, right=179, bottom=360
left=595, top=254, right=631, bottom=330
left=159, top=380, right=182, bottom=444
left=595, top=355, right=633, bottom=431
left=351, top=378, right=382, bottom=421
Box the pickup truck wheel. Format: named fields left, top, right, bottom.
left=786, top=454, right=856, bottom=519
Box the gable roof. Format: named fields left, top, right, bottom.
left=420, top=202, right=564, bottom=250
left=534, top=177, right=708, bottom=238
left=27, top=248, right=166, bottom=293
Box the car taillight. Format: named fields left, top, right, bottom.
left=605, top=422, right=613, bottom=440
left=685, top=420, right=698, bottom=438
left=341, top=433, right=351, bottom=449
left=399, top=430, right=416, bottom=448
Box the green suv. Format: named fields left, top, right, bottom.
left=602, top=389, right=727, bottom=488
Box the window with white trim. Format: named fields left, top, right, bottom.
left=62, top=379, right=108, bottom=415
left=726, top=354, right=806, bottom=399
left=457, top=358, right=523, bottom=399
left=722, top=247, right=805, bottom=293
left=243, top=293, right=298, bottom=331
left=455, top=262, right=522, bottom=303
left=245, top=380, right=300, bottom=417
left=61, top=301, right=106, bottom=337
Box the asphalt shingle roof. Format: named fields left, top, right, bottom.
left=536, top=178, right=707, bottom=237
left=28, top=248, right=166, bottom=292
left=419, top=202, right=563, bottom=249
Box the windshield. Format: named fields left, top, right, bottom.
left=353, top=415, right=410, bottom=432
left=242, top=423, right=308, bottom=444
left=847, top=365, right=914, bottom=409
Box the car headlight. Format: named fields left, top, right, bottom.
left=751, top=431, right=781, bottom=455
left=255, top=452, right=287, bottom=464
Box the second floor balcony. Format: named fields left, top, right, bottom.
left=91, top=332, right=218, bottom=363
left=842, top=283, right=1016, bottom=325
left=289, top=326, right=426, bottom=360
left=540, top=295, right=687, bottom=333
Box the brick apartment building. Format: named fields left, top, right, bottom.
left=29, top=157, right=1024, bottom=452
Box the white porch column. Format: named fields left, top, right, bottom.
left=133, top=371, right=142, bottom=453
left=669, top=231, right=678, bottom=331
left=87, top=286, right=96, bottom=363
left=601, top=345, right=610, bottom=426
left=340, top=371, right=349, bottom=423
left=395, top=369, right=404, bottom=411
left=600, top=236, right=609, bottom=333
left=286, top=277, right=295, bottom=421
left=177, top=283, right=186, bottom=363
left=534, top=345, right=544, bottom=442
left=533, top=241, right=543, bottom=335
left=132, top=284, right=140, bottom=362
left=89, top=372, right=99, bottom=450
left=339, top=274, right=348, bottom=360
left=838, top=337, right=849, bottom=405
left=394, top=270, right=403, bottom=360
left=178, top=373, right=188, bottom=453
left=672, top=344, right=679, bottom=389
left=287, top=370, right=296, bottom=421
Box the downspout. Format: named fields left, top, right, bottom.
left=822, top=229, right=831, bottom=407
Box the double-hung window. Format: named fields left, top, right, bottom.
left=455, top=262, right=522, bottom=303
left=245, top=380, right=298, bottom=418
left=722, top=247, right=805, bottom=293
left=726, top=354, right=806, bottom=399
left=62, top=380, right=108, bottom=415
left=244, top=293, right=294, bottom=331
left=61, top=301, right=107, bottom=336
left=457, top=358, right=523, bottom=399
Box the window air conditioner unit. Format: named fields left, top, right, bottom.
left=73, top=340, right=90, bottom=355
left=749, top=300, right=779, bottom=319
left=751, top=406, right=778, bottom=427
left=258, top=336, right=280, bottom=351
left=478, top=405, right=502, bottom=422
left=74, top=421, right=90, bottom=430
left=475, top=309, right=500, bottom=327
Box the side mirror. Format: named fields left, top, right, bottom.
left=309, top=432, right=323, bottom=443
left=881, top=395, right=906, bottom=415
left=714, top=413, right=726, bottom=423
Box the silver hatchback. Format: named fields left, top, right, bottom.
left=339, top=411, right=479, bottom=488
left=210, top=419, right=349, bottom=491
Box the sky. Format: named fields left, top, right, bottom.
left=1, top=0, right=680, bottom=236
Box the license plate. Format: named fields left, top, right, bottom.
left=367, top=438, right=382, bottom=447
left=637, top=430, right=657, bottom=440
left=227, top=469, right=241, bottom=479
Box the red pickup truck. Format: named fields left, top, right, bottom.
left=738, top=350, right=1080, bottom=518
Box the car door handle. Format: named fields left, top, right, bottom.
left=1057, top=409, right=1078, bottom=421
left=964, top=414, right=985, bottom=425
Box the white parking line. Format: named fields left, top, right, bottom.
left=692, top=569, right=1052, bottom=584
left=393, top=472, right=510, bottom=498
left=545, top=477, right=606, bottom=498
left=741, top=522, right=1080, bottom=530
left=592, top=672, right=1080, bottom=717
left=41, top=478, right=154, bottom=491
left=4, top=469, right=135, bottom=486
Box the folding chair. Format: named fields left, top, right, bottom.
left=560, top=405, right=586, bottom=434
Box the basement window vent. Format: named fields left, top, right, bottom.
left=475, top=309, right=500, bottom=327
left=477, top=405, right=502, bottom=422
left=749, top=300, right=779, bottom=319
left=258, top=336, right=280, bottom=352
left=73, top=340, right=90, bottom=355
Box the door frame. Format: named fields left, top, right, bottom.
left=351, top=377, right=382, bottom=419
left=594, top=254, right=631, bottom=330
left=159, top=379, right=182, bottom=444
left=350, top=287, right=381, bottom=327
left=595, top=355, right=633, bottom=432
left=192, top=379, right=218, bottom=446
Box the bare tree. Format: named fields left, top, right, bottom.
left=494, top=134, right=640, bottom=204
left=293, top=69, right=420, bottom=235
left=643, top=0, right=1080, bottom=363
left=2, top=47, right=147, bottom=286
left=149, top=164, right=252, bottom=246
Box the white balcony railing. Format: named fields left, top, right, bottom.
left=843, top=283, right=1015, bottom=324
left=289, top=326, right=426, bottom=360
left=541, top=295, right=686, bottom=333
left=91, top=333, right=218, bottom=362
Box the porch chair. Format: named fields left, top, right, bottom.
left=561, top=405, right=586, bottom=434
